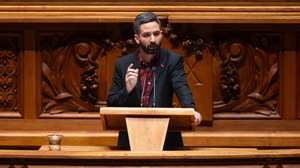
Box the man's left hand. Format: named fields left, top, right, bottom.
left=192, top=111, right=202, bottom=127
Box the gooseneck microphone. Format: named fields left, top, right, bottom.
left=151, top=66, right=157, bottom=107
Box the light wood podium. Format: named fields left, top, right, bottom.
left=100, top=107, right=195, bottom=151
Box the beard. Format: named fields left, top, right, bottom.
left=140, top=42, right=160, bottom=55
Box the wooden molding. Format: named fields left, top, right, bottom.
left=0, top=4, right=300, bottom=23
left=1, top=120, right=300, bottom=147
left=1, top=130, right=300, bottom=147
left=297, top=33, right=300, bottom=119
left=1, top=148, right=300, bottom=160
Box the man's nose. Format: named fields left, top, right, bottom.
left=150, top=34, right=155, bottom=42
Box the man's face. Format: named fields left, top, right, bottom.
left=134, top=21, right=163, bottom=58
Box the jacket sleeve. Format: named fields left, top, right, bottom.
left=107, top=61, right=130, bottom=106
left=170, top=56, right=195, bottom=108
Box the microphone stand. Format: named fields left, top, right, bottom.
left=152, top=66, right=157, bottom=107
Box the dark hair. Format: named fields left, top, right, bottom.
left=134, top=12, right=161, bottom=34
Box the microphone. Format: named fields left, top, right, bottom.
left=151, top=66, right=157, bottom=107
left=140, top=67, right=151, bottom=107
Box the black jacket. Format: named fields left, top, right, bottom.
left=107, top=48, right=195, bottom=108
left=107, top=48, right=195, bottom=149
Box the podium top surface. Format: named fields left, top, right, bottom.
left=100, top=107, right=195, bottom=116
left=99, top=107, right=195, bottom=130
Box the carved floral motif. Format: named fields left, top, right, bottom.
left=40, top=32, right=136, bottom=114
left=165, top=24, right=280, bottom=117
left=0, top=37, right=19, bottom=112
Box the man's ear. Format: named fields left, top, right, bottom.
left=134, top=34, right=140, bottom=45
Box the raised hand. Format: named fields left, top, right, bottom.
left=125, top=63, right=139, bottom=93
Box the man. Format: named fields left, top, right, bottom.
left=107, top=12, right=201, bottom=149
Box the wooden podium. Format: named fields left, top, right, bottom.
left=100, top=107, right=195, bottom=151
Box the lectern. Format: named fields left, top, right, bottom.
left=100, top=107, right=195, bottom=151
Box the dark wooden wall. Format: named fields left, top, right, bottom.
left=0, top=23, right=298, bottom=127
left=0, top=0, right=299, bottom=137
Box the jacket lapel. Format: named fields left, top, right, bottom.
left=149, top=49, right=167, bottom=106
left=154, top=49, right=167, bottom=82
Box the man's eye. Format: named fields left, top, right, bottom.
left=153, top=31, right=161, bottom=36
left=142, top=33, right=151, bottom=37
left=141, top=31, right=161, bottom=38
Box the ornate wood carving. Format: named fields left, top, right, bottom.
left=37, top=24, right=281, bottom=120
left=39, top=31, right=135, bottom=117
left=165, top=24, right=280, bottom=119
left=212, top=33, right=281, bottom=118
left=40, top=33, right=108, bottom=115
left=163, top=23, right=206, bottom=60
left=0, top=34, right=22, bottom=118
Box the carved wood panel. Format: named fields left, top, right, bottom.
left=0, top=33, right=23, bottom=118
left=211, top=33, right=281, bottom=119
left=36, top=24, right=283, bottom=121
left=1, top=24, right=290, bottom=121
left=36, top=23, right=213, bottom=120
left=39, top=32, right=110, bottom=118
left=162, top=24, right=281, bottom=120
left=38, top=24, right=135, bottom=118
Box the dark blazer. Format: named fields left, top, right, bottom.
left=107, top=48, right=195, bottom=108
left=107, top=48, right=195, bottom=150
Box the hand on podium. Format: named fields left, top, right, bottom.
left=192, top=111, right=202, bottom=127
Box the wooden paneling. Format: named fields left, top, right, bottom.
left=0, top=147, right=300, bottom=167
left=297, top=34, right=300, bottom=119
left=3, top=130, right=300, bottom=147
left=39, top=32, right=105, bottom=117
left=24, top=29, right=39, bottom=119
left=1, top=120, right=300, bottom=147
left=0, top=33, right=23, bottom=118
left=0, top=24, right=298, bottom=121
left=0, top=148, right=300, bottom=160
left=36, top=24, right=133, bottom=118
left=163, top=24, right=213, bottom=123
left=280, top=32, right=297, bottom=119
left=0, top=1, right=299, bottom=151
left=211, top=32, right=280, bottom=119
left=0, top=2, right=300, bottom=23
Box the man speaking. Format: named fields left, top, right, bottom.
left=107, top=12, right=201, bottom=149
